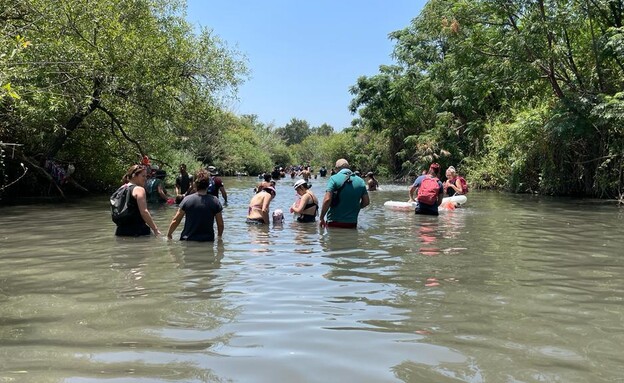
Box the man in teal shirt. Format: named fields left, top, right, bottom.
left=319, top=158, right=369, bottom=228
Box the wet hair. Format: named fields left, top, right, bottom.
left=194, top=169, right=211, bottom=191
left=122, top=164, right=146, bottom=183
left=263, top=173, right=272, bottom=182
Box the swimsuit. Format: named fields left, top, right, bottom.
left=246, top=217, right=265, bottom=224
left=296, top=194, right=318, bottom=223
left=246, top=202, right=266, bottom=224
left=247, top=204, right=262, bottom=215
left=297, top=215, right=316, bottom=223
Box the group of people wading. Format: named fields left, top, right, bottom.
left=112, top=158, right=467, bottom=241
left=409, top=163, right=468, bottom=216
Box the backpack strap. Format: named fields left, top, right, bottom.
left=125, top=184, right=135, bottom=206
left=336, top=173, right=351, bottom=191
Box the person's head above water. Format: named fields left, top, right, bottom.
left=428, top=163, right=441, bottom=177
left=293, top=179, right=307, bottom=190
left=122, top=164, right=147, bottom=185
left=194, top=169, right=211, bottom=191
left=335, top=158, right=349, bottom=170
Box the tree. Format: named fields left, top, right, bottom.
left=0, top=0, right=247, bottom=197
left=349, top=0, right=624, bottom=197
left=312, top=123, right=334, bottom=136
left=275, top=118, right=311, bottom=145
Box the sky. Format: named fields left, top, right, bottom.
left=185, top=0, right=427, bottom=130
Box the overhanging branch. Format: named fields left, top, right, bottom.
left=96, top=105, right=144, bottom=156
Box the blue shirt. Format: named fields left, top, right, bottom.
left=412, top=175, right=444, bottom=214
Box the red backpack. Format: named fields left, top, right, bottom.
left=457, top=176, right=469, bottom=194
left=417, top=176, right=440, bottom=205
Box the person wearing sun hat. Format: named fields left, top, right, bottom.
left=409, top=162, right=444, bottom=215
left=246, top=185, right=276, bottom=224
left=319, top=158, right=369, bottom=228
left=290, top=179, right=319, bottom=223
left=207, top=165, right=228, bottom=205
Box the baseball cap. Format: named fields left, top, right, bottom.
left=335, top=158, right=349, bottom=169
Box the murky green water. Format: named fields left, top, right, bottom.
left=1, top=177, right=623, bottom=382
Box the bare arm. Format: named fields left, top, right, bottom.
left=215, top=212, right=224, bottom=237
left=319, top=191, right=332, bottom=227
left=292, top=193, right=309, bottom=214
left=261, top=194, right=271, bottom=224
left=360, top=193, right=370, bottom=209
left=409, top=185, right=417, bottom=201
left=220, top=186, right=228, bottom=204
left=157, top=184, right=168, bottom=200
left=134, top=186, right=160, bottom=235
left=446, top=179, right=462, bottom=194
left=437, top=191, right=444, bottom=206
left=167, top=208, right=185, bottom=239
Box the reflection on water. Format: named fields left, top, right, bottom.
left=1, top=179, right=624, bottom=382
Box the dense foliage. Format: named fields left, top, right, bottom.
left=2, top=0, right=623, bottom=202
left=0, top=0, right=246, bottom=199
left=349, top=0, right=624, bottom=198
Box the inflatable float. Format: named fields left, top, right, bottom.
left=384, top=195, right=467, bottom=211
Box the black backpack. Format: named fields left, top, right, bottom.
left=207, top=177, right=216, bottom=195
left=110, top=184, right=135, bottom=224
left=330, top=174, right=352, bottom=207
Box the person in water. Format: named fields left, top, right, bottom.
left=145, top=167, right=169, bottom=204
left=444, top=166, right=467, bottom=196
left=290, top=179, right=319, bottom=222
left=300, top=166, right=312, bottom=183
left=207, top=165, right=228, bottom=205
left=409, top=163, right=444, bottom=216
left=319, top=166, right=327, bottom=177
left=319, top=158, right=369, bottom=228
left=246, top=186, right=276, bottom=224
left=114, top=164, right=161, bottom=237
left=167, top=169, right=224, bottom=241
left=174, top=163, right=193, bottom=203
left=365, top=171, right=379, bottom=191
left=255, top=173, right=273, bottom=193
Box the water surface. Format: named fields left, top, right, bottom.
left=1, top=178, right=623, bottom=382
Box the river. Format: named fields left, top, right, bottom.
left=1, top=177, right=623, bottom=382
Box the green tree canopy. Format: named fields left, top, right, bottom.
left=275, top=118, right=311, bottom=146
left=0, top=0, right=247, bottom=197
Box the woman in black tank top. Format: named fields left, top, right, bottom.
left=289, top=179, right=318, bottom=223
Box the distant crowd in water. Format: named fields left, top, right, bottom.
left=111, top=157, right=468, bottom=241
